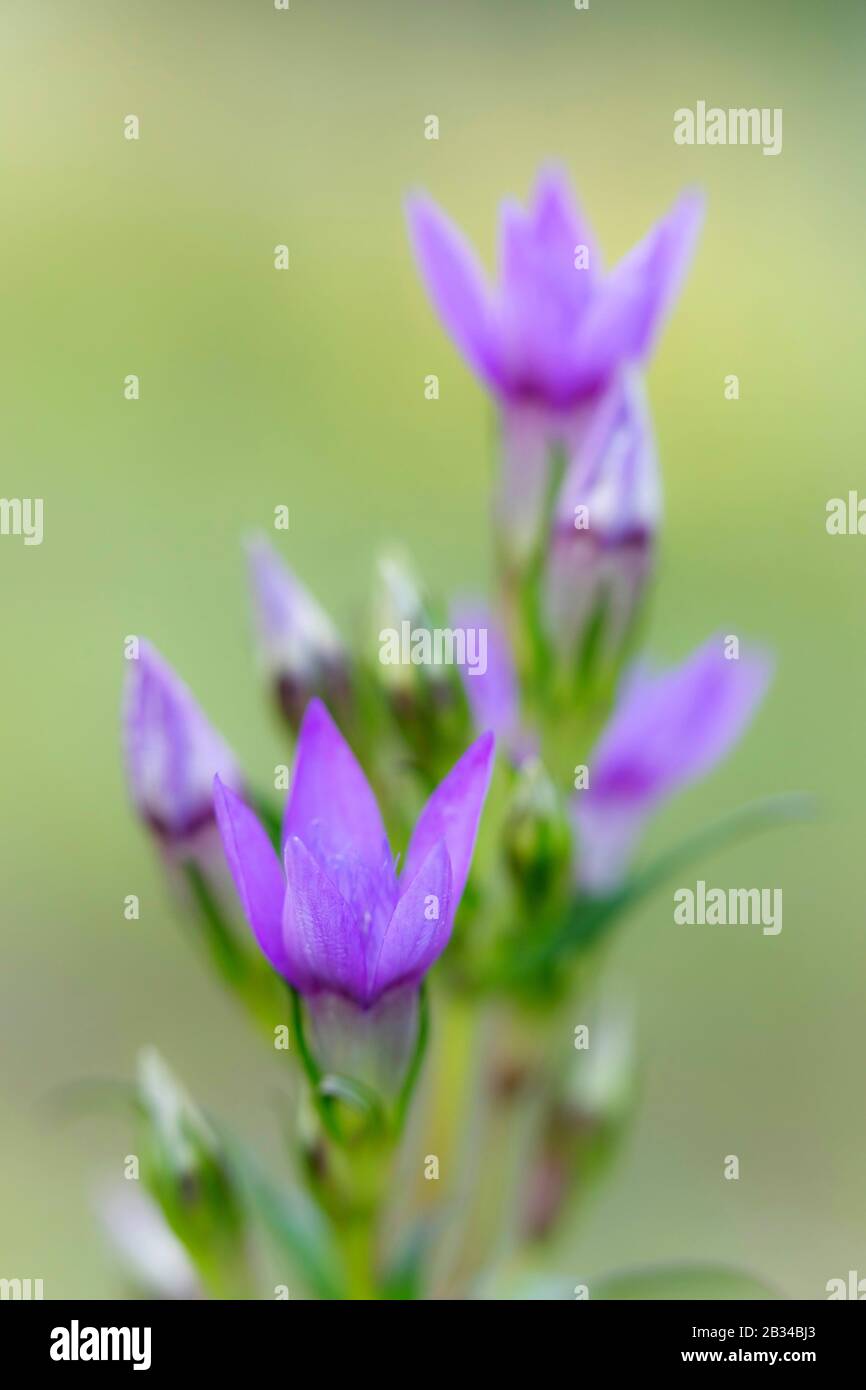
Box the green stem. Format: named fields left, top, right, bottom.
left=193, top=1244, right=257, bottom=1301
left=336, top=1214, right=379, bottom=1300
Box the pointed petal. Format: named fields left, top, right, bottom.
left=591, top=637, right=772, bottom=803
left=282, top=699, right=388, bottom=869
left=282, top=836, right=367, bottom=1002
left=403, top=730, right=495, bottom=906
left=246, top=535, right=345, bottom=678
left=213, top=777, right=288, bottom=975
left=405, top=192, right=501, bottom=391
left=124, top=640, right=243, bottom=839
left=552, top=374, right=660, bottom=541
left=371, top=842, right=452, bottom=997
left=497, top=167, right=598, bottom=403
left=545, top=377, right=659, bottom=660
left=246, top=537, right=350, bottom=731
left=530, top=166, right=598, bottom=284
left=571, top=801, right=649, bottom=897
left=575, top=636, right=772, bottom=892
left=572, top=189, right=704, bottom=389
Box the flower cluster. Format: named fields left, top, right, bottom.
left=112, top=168, right=789, bottom=1301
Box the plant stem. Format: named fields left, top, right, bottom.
left=336, top=1214, right=378, bottom=1300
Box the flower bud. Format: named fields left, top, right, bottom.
left=123, top=640, right=244, bottom=859
left=374, top=549, right=469, bottom=768
left=545, top=374, right=659, bottom=682
left=246, top=535, right=351, bottom=731
left=136, top=1049, right=250, bottom=1297
left=503, top=757, right=571, bottom=905
left=97, top=1184, right=200, bottom=1300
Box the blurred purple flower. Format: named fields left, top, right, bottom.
left=123, top=640, right=243, bottom=848
left=573, top=637, right=772, bottom=894
left=545, top=373, right=660, bottom=663
left=246, top=536, right=350, bottom=730
left=451, top=599, right=536, bottom=766
left=406, top=167, right=703, bottom=552
left=407, top=167, right=702, bottom=410
left=214, top=699, right=494, bottom=1008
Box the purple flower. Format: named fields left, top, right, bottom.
left=545, top=373, right=660, bottom=664
left=451, top=599, right=536, bottom=766
left=573, top=637, right=772, bottom=894
left=406, top=168, right=703, bottom=552
left=123, top=640, right=244, bottom=847
left=246, top=536, right=350, bottom=730
left=213, top=700, right=494, bottom=1010
left=407, top=167, right=703, bottom=410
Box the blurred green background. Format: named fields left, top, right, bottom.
left=2, top=0, right=864, bottom=1298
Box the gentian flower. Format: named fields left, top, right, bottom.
left=214, top=699, right=494, bottom=1095
left=544, top=373, right=660, bottom=667
left=406, top=168, right=702, bottom=555
left=123, top=640, right=244, bottom=853
left=246, top=536, right=350, bottom=731
left=573, top=636, right=772, bottom=894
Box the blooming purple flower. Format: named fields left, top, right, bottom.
left=545, top=373, right=660, bottom=664
left=246, top=536, right=349, bottom=730
left=407, top=167, right=703, bottom=411
left=123, top=640, right=244, bottom=847
left=213, top=700, right=494, bottom=1010
left=573, top=637, right=772, bottom=894
left=406, top=168, right=702, bottom=554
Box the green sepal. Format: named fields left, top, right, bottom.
left=290, top=982, right=430, bottom=1146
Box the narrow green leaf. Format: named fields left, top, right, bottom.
left=510, top=791, right=814, bottom=978
left=379, top=1217, right=438, bottom=1301
left=600, top=791, right=814, bottom=923
left=220, top=1130, right=345, bottom=1301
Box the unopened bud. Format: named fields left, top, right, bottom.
left=136, top=1049, right=249, bottom=1296
left=246, top=535, right=351, bottom=731
left=545, top=375, right=659, bottom=684
left=503, top=758, right=571, bottom=904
